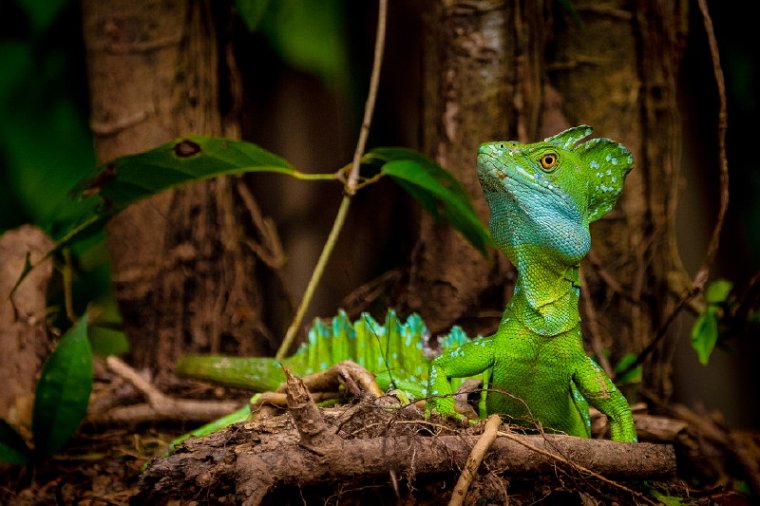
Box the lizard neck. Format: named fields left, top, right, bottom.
left=502, top=250, right=582, bottom=337
left=505, top=261, right=582, bottom=336
left=502, top=241, right=581, bottom=337
left=483, top=189, right=589, bottom=337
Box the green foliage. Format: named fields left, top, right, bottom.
left=613, top=353, right=642, bottom=384
left=364, top=147, right=493, bottom=256
left=0, top=419, right=31, bottom=465
left=79, top=136, right=295, bottom=213
left=88, top=325, right=129, bottom=357
left=645, top=485, right=684, bottom=506
left=235, top=0, right=271, bottom=31
left=238, top=0, right=348, bottom=91
left=705, top=278, right=732, bottom=304
left=32, top=315, right=93, bottom=458
left=0, top=1, right=97, bottom=236
left=691, top=279, right=733, bottom=366
left=51, top=138, right=489, bottom=262
left=0, top=315, right=93, bottom=464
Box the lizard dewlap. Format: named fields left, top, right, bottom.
left=427, top=125, right=637, bottom=442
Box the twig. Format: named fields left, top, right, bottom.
left=617, top=0, right=729, bottom=379
left=93, top=356, right=240, bottom=424
left=62, top=249, right=77, bottom=323
left=250, top=361, right=384, bottom=418
left=694, top=0, right=730, bottom=282
left=449, top=415, right=501, bottom=506
left=586, top=249, right=634, bottom=302
left=276, top=0, right=388, bottom=359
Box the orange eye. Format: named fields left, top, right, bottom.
left=540, top=153, right=558, bottom=171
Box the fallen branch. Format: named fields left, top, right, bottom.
left=137, top=417, right=676, bottom=505
left=89, top=356, right=240, bottom=424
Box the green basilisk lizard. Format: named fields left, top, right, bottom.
left=176, top=125, right=637, bottom=442
left=427, top=125, right=636, bottom=442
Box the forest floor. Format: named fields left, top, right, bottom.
left=1, top=358, right=758, bottom=505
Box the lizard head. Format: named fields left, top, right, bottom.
left=477, top=125, right=633, bottom=264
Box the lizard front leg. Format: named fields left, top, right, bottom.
left=574, top=356, right=637, bottom=442
left=426, top=338, right=496, bottom=418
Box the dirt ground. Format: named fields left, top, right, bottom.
left=1, top=364, right=758, bottom=505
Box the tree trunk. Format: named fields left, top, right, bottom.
left=547, top=0, right=689, bottom=397
left=411, top=0, right=689, bottom=396
left=405, top=0, right=522, bottom=334
left=81, top=0, right=276, bottom=375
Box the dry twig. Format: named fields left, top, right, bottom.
left=449, top=415, right=502, bottom=506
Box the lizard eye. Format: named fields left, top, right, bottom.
left=539, top=153, right=558, bottom=171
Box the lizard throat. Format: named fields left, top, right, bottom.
left=506, top=260, right=582, bottom=337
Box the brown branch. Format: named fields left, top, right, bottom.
left=694, top=0, right=730, bottom=285
left=250, top=361, right=385, bottom=419
left=496, top=430, right=656, bottom=504
left=138, top=427, right=675, bottom=505
left=586, top=249, right=635, bottom=302
left=90, top=356, right=240, bottom=424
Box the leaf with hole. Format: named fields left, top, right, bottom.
left=78, top=136, right=295, bottom=213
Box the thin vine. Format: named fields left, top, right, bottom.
left=276, top=0, right=389, bottom=360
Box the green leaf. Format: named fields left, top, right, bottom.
left=235, top=0, right=271, bottom=31
left=0, top=419, right=31, bottom=465
left=366, top=148, right=492, bottom=256
left=32, top=315, right=93, bottom=458
left=613, top=353, right=642, bottom=384
left=705, top=279, right=733, bottom=304
left=691, top=306, right=719, bottom=366
left=88, top=326, right=129, bottom=357
left=645, top=485, right=684, bottom=505
left=79, top=136, right=294, bottom=213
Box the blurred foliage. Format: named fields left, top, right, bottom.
left=0, top=0, right=112, bottom=347
left=0, top=0, right=97, bottom=236
left=711, top=4, right=760, bottom=266
left=235, top=0, right=349, bottom=93
left=691, top=279, right=733, bottom=365
left=0, top=314, right=93, bottom=464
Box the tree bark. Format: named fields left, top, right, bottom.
left=0, top=226, right=54, bottom=436
left=547, top=0, right=689, bottom=396
left=81, top=0, right=276, bottom=375
left=405, top=0, right=521, bottom=334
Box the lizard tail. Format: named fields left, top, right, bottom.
left=174, top=355, right=287, bottom=391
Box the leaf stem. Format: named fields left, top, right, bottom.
left=275, top=0, right=388, bottom=359
left=289, top=171, right=337, bottom=181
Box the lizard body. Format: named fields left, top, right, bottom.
left=428, top=125, right=637, bottom=442
left=178, top=126, right=636, bottom=442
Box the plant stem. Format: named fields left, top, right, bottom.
left=275, top=0, right=388, bottom=359
left=276, top=196, right=350, bottom=359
